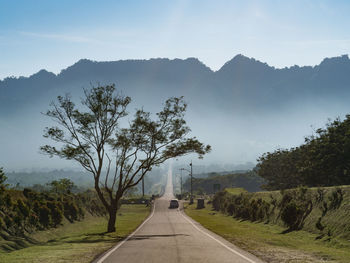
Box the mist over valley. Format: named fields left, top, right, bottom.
left=1, top=54, right=350, bottom=174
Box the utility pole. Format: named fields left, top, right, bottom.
left=178, top=168, right=183, bottom=197
left=180, top=173, right=183, bottom=196
left=142, top=167, right=144, bottom=198
left=180, top=161, right=193, bottom=204
left=190, top=161, right=193, bottom=204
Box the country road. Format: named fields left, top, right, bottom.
left=95, top=167, right=265, bottom=263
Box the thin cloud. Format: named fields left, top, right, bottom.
left=20, top=31, right=103, bottom=44
left=282, top=39, right=350, bottom=46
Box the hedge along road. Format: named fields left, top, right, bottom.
left=94, top=166, right=265, bottom=263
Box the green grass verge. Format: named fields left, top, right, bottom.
left=224, top=187, right=247, bottom=195
left=0, top=204, right=150, bottom=263
left=185, top=203, right=350, bottom=263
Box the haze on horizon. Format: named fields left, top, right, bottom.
left=1, top=0, right=350, bottom=173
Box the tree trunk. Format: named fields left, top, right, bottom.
left=107, top=207, right=117, bottom=233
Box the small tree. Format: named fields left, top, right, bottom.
left=41, top=84, right=210, bottom=232
left=48, top=178, right=76, bottom=194
left=0, top=168, right=6, bottom=187
left=0, top=168, right=7, bottom=208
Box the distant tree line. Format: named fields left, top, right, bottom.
left=257, top=116, right=350, bottom=190
left=183, top=171, right=264, bottom=194
left=0, top=168, right=106, bottom=237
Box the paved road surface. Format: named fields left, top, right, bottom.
left=95, top=166, right=265, bottom=263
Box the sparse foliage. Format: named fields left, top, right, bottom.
left=41, top=84, right=211, bottom=232
left=48, top=178, right=75, bottom=194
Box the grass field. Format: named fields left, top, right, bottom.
left=185, top=203, right=350, bottom=263
left=0, top=204, right=150, bottom=263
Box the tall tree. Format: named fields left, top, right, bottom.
left=41, top=84, right=211, bottom=232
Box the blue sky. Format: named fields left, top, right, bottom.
left=1, top=0, right=350, bottom=79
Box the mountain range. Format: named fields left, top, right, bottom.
left=1, top=54, right=350, bottom=170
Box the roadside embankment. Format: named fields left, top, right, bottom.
left=0, top=204, right=150, bottom=263
left=185, top=186, right=350, bottom=262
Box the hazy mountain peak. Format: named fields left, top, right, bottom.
left=319, top=54, right=350, bottom=68
left=216, top=54, right=273, bottom=78
left=30, top=69, right=56, bottom=79
left=218, top=54, right=272, bottom=73
left=76, top=58, right=94, bottom=64
left=2, top=54, right=350, bottom=170
left=59, top=58, right=94, bottom=73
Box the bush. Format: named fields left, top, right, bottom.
left=47, top=201, right=64, bottom=227
left=29, top=213, right=39, bottom=227
left=39, top=205, right=51, bottom=228
left=316, top=188, right=325, bottom=203
left=281, top=201, right=303, bottom=230
left=212, top=191, right=228, bottom=211
left=4, top=215, right=13, bottom=229
left=329, top=188, right=343, bottom=209
left=4, top=194, right=13, bottom=209
left=0, top=217, right=4, bottom=229
left=315, top=217, right=325, bottom=231
left=64, top=201, right=79, bottom=222
left=16, top=199, right=30, bottom=218
left=227, top=203, right=235, bottom=215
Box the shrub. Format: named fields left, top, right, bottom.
left=0, top=217, right=4, bottom=229
left=281, top=201, right=303, bottom=230
left=316, top=188, right=325, bottom=203
left=279, top=190, right=294, bottom=208
left=47, top=201, right=64, bottom=227
left=4, top=194, right=13, bottom=209
left=227, top=203, right=235, bottom=215
left=39, top=205, right=51, bottom=228
left=212, top=191, right=228, bottom=211
left=328, top=188, right=343, bottom=209
left=64, top=201, right=79, bottom=222
left=16, top=199, right=30, bottom=218
left=13, top=213, right=24, bottom=233
left=4, top=215, right=13, bottom=229
left=51, top=207, right=63, bottom=227
left=315, top=217, right=325, bottom=231
left=321, top=201, right=328, bottom=216
left=78, top=206, right=85, bottom=219
left=29, top=213, right=39, bottom=227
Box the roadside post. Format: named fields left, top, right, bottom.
left=180, top=161, right=194, bottom=204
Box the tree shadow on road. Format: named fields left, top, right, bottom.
left=129, top=234, right=190, bottom=241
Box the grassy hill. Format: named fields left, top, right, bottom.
left=213, top=186, right=350, bottom=240
left=0, top=205, right=150, bottom=263
left=182, top=171, right=264, bottom=194
left=185, top=185, right=350, bottom=262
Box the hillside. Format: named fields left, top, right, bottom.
left=2, top=54, right=350, bottom=170
left=185, top=185, right=350, bottom=263
left=213, top=185, right=350, bottom=241
left=182, top=171, right=264, bottom=194
left=2, top=55, right=350, bottom=114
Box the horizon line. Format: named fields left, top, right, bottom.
left=1, top=53, right=349, bottom=82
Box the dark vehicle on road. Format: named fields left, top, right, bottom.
left=169, top=199, right=179, bottom=209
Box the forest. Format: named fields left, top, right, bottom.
left=257, top=116, right=350, bottom=190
